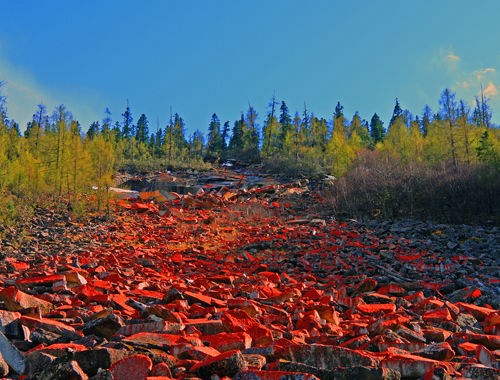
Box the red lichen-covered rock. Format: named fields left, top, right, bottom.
left=0, top=173, right=498, bottom=379
left=20, top=315, right=81, bottom=340
left=74, top=347, right=132, bottom=376
left=475, top=344, right=498, bottom=369
left=110, top=354, right=153, bottom=380
left=233, top=370, right=320, bottom=380
left=413, top=342, right=455, bottom=361
left=357, top=303, right=396, bottom=315
left=151, top=362, right=173, bottom=377
left=190, top=349, right=247, bottom=378
left=0, top=287, right=54, bottom=314
left=82, top=309, right=124, bottom=339
left=123, top=332, right=183, bottom=348
left=422, top=308, right=452, bottom=323
left=456, top=302, right=496, bottom=321
left=381, top=353, right=437, bottom=378
left=280, top=343, right=379, bottom=368
left=202, top=331, right=252, bottom=352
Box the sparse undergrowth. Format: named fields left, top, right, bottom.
left=324, top=151, right=500, bottom=225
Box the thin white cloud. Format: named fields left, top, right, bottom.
left=0, top=56, right=102, bottom=130
left=474, top=67, right=496, bottom=81
left=445, top=52, right=460, bottom=63
left=0, top=59, right=55, bottom=126
left=483, top=82, right=498, bottom=98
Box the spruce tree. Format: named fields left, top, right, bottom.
left=206, top=113, right=223, bottom=161
left=369, top=113, right=385, bottom=144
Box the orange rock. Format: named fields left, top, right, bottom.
left=233, top=370, right=319, bottom=380
left=190, top=349, right=247, bottom=378
left=110, top=354, right=153, bottom=380
left=422, top=308, right=452, bottom=323
left=456, top=302, right=496, bottom=321
left=202, top=332, right=252, bottom=352
left=0, top=287, right=54, bottom=315
left=150, top=362, right=172, bottom=377
left=357, top=303, right=396, bottom=315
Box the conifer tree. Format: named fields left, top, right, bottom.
left=262, top=96, right=281, bottom=158
left=206, top=113, right=223, bottom=161
left=244, top=105, right=260, bottom=163
left=279, top=101, right=292, bottom=150
left=421, top=105, right=432, bottom=136
left=390, top=98, right=403, bottom=126
left=228, top=115, right=245, bottom=157
left=121, top=100, right=133, bottom=139
left=369, top=113, right=385, bottom=144
left=87, top=121, right=100, bottom=140
left=221, top=121, right=230, bottom=156
left=135, top=113, right=149, bottom=144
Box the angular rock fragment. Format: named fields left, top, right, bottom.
left=38, top=359, right=89, bottom=380
left=0, top=287, right=54, bottom=314
left=413, top=342, right=455, bottom=361
left=282, top=343, right=379, bottom=368
left=233, top=369, right=320, bottom=380
left=74, top=347, right=131, bottom=376
left=202, top=331, right=252, bottom=352
left=462, top=364, right=499, bottom=380
left=110, top=353, right=153, bottom=380
left=190, top=349, right=247, bottom=378
left=0, top=330, right=26, bottom=375
left=270, top=359, right=401, bottom=380
left=25, top=351, right=57, bottom=378
left=83, top=309, right=124, bottom=339
left=21, top=315, right=82, bottom=340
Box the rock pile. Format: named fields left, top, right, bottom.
left=0, top=180, right=498, bottom=379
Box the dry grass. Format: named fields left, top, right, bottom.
left=324, top=151, right=500, bottom=225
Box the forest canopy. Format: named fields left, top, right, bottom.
left=0, top=81, right=499, bottom=223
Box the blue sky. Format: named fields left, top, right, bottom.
left=1, top=0, right=499, bottom=135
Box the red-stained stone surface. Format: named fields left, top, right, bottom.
left=233, top=370, right=320, bottom=380
left=110, top=353, right=153, bottom=380
left=0, top=176, right=498, bottom=379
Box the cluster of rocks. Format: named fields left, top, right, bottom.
left=0, top=178, right=497, bottom=379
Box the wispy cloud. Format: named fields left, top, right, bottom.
left=0, top=58, right=54, bottom=126
left=432, top=49, right=499, bottom=119
left=0, top=55, right=102, bottom=130
left=473, top=67, right=496, bottom=81
left=445, top=52, right=460, bottom=63
left=483, top=82, right=498, bottom=97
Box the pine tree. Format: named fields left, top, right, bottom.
left=135, top=113, right=149, bottom=144
left=476, top=130, right=498, bottom=164
left=121, top=100, right=133, bottom=139
left=421, top=105, right=432, bottom=136
left=228, top=115, right=245, bottom=157
left=369, top=113, right=385, bottom=144
left=244, top=105, right=260, bottom=163
left=279, top=101, right=292, bottom=150
left=87, top=121, right=100, bottom=140
left=389, top=98, right=403, bottom=126
left=334, top=101, right=344, bottom=120
left=221, top=121, right=230, bottom=155
left=206, top=113, right=223, bottom=161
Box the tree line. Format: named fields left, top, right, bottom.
left=0, top=80, right=499, bottom=219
